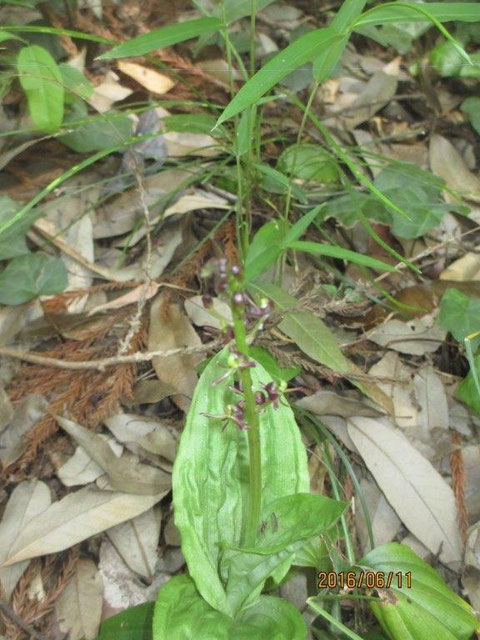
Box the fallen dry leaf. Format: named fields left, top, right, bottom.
left=356, top=478, right=401, bottom=556
left=88, top=71, right=133, bottom=113
left=368, top=313, right=446, bottom=356
left=148, top=294, right=202, bottom=412
left=347, top=417, right=462, bottom=566
left=430, top=134, right=480, bottom=203
left=184, top=295, right=232, bottom=330
left=0, top=487, right=167, bottom=567
left=296, top=390, right=384, bottom=419
left=56, top=415, right=171, bottom=495
left=440, top=249, right=480, bottom=282
left=0, top=480, right=51, bottom=599
left=118, top=60, right=175, bottom=95
left=0, top=395, right=48, bottom=468
left=55, top=558, right=103, bottom=640
left=106, top=507, right=161, bottom=579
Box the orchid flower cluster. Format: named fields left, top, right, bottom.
left=200, top=256, right=285, bottom=432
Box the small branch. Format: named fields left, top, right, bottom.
left=0, top=340, right=222, bottom=371
left=0, top=599, right=51, bottom=640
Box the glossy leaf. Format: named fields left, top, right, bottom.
left=172, top=348, right=310, bottom=614
left=153, top=576, right=233, bottom=640
left=152, top=575, right=307, bottom=639
left=99, top=18, right=223, bottom=59
left=17, top=45, right=64, bottom=133
left=237, top=493, right=346, bottom=555
left=0, top=254, right=67, bottom=305
left=221, top=494, right=344, bottom=613
left=216, top=28, right=341, bottom=125
left=233, top=595, right=307, bottom=639
left=96, top=602, right=153, bottom=640
left=360, top=543, right=479, bottom=640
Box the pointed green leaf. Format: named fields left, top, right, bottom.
left=354, top=2, right=480, bottom=28
left=98, top=18, right=223, bottom=59
left=17, top=45, right=64, bottom=133
left=216, top=28, right=341, bottom=125
left=289, top=240, right=396, bottom=272
left=0, top=254, right=68, bottom=305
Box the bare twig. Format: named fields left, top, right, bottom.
left=0, top=600, right=51, bottom=640
left=0, top=340, right=222, bottom=371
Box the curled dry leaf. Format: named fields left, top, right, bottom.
left=55, top=558, right=103, bottom=640
left=117, top=60, right=175, bottom=95
left=106, top=507, right=161, bottom=579
left=440, top=249, right=480, bottom=282
left=148, top=294, right=202, bottom=412
left=56, top=415, right=172, bottom=495
left=368, top=313, right=447, bottom=356
left=0, top=479, right=51, bottom=599
left=57, top=444, right=104, bottom=487
left=87, top=281, right=160, bottom=316
left=88, top=70, right=133, bottom=113
left=0, top=487, right=167, bottom=567
left=347, top=417, right=462, bottom=566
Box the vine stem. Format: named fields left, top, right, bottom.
left=232, top=304, right=262, bottom=547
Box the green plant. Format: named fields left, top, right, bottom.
left=2, top=1, right=480, bottom=637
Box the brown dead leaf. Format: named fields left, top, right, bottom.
left=148, top=294, right=202, bottom=412
left=117, top=61, right=175, bottom=95
left=430, top=134, right=480, bottom=203
left=55, top=558, right=103, bottom=640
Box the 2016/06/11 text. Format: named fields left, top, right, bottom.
left=318, top=571, right=412, bottom=590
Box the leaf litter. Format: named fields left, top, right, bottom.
left=0, top=1, right=479, bottom=637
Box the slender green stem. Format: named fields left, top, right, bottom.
left=249, top=0, right=257, bottom=77
left=308, top=599, right=365, bottom=640
left=232, top=303, right=262, bottom=547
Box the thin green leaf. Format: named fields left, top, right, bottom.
left=289, top=240, right=396, bottom=272
left=216, top=27, right=341, bottom=125
left=249, top=282, right=350, bottom=373
left=216, top=0, right=277, bottom=25
left=17, top=45, right=64, bottom=133
left=98, top=17, right=223, bottom=59
left=354, top=2, right=480, bottom=28
left=4, top=24, right=114, bottom=45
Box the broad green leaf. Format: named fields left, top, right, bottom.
left=172, top=348, right=310, bottom=615
left=153, top=576, right=233, bottom=640
left=256, top=163, right=307, bottom=203
left=249, top=282, right=350, bottom=374
left=0, top=196, right=30, bottom=260
left=456, top=355, right=480, bottom=416
left=99, top=18, right=223, bottom=59
left=439, top=288, right=480, bottom=349
left=312, top=34, right=349, bottom=82
left=245, top=219, right=288, bottom=282
left=361, top=543, right=479, bottom=640
left=233, top=595, right=307, bottom=639
left=354, top=3, right=480, bottom=28
left=60, top=99, right=133, bottom=153
left=59, top=63, right=93, bottom=101
left=461, top=97, right=480, bottom=135
left=216, top=28, right=341, bottom=125
left=96, top=602, right=153, bottom=640
left=17, top=45, right=64, bottom=133
left=277, top=144, right=339, bottom=183
left=289, top=240, right=396, bottom=272
left=237, top=493, right=346, bottom=555
left=152, top=576, right=307, bottom=640
left=163, top=113, right=222, bottom=136
left=0, top=254, right=68, bottom=305
left=248, top=346, right=300, bottom=383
